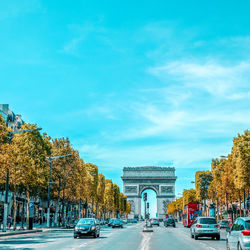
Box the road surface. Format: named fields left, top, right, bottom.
left=0, top=222, right=227, bottom=250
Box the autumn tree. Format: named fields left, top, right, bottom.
left=232, top=130, right=250, bottom=214
left=104, top=179, right=114, bottom=217
left=97, top=173, right=105, bottom=218
left=13, top=124, right=50, bottom=228
left=195, top=170, right=212, bottom=215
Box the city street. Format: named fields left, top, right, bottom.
left=0, top=222, right=227, bottom=250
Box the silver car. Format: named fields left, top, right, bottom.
left=226, top=217, right=250, bottom=250
left=190, top=216, right=220, bottom=240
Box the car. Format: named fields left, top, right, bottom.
left=132, top=218, right=138, bottom=223
left=190, top=217, right=220, bottom=240
left=108, top=218, right=115, bottom=227
left=226, top=217, right=250, bottom=250
left=164, top=218, right=176, bottom=227
left=66, top=219, right=78, bottom=229
left=218, top=220, right=230, bottom=228
left=122, top=219, right=128, bottom=224
left=151, top=218, right=160, bottom=226
left=112, top=219, right=123, bottom=228
left=99, top=219, right=105, bottom=225
left=74, top=218, right=100, bottom=238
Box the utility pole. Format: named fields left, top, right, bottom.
left=143, top=193, right=147, bottom=219
left=46, top=154, right=72, bottom=228
left=3, top=127, right=42, bottom=232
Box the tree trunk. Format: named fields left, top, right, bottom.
left=26, top=189, right=30, bottom=229
left=55, top=181, right=61, bottom=227
left=62, top=188, right=65, bottom=227
left=13, top=187, right=17, bottom=231
left=239, top=190, right=242, bottom=217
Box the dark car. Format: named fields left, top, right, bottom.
left=74, top=218, right=100, bottom=238
left=218, top=220, right=229, bottom=228
left=66, top=219, right=78, bottom=229
left=151, top=218, right=160, bottom=226
left=164, top=218, right=176, bottom=227
left=112, top=219, right=123, bottom=228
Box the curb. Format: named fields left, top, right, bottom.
left=0, top=229, right=43, bottom=237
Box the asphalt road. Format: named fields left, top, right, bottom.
left=0, top=222, right=227, bottom=250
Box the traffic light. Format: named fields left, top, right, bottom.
left=147, top=202, right=149, bottom=209
left=143, top=192, right=147, bottom=201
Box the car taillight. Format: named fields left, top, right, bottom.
left=196, top=224, right=202, bottom=228
left=241, top=229, right=250, bottom=236
left=91, top=226, right=96, bottom=230
left=214, top=224, right=220, bottom=228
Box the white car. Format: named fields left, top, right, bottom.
left=190, top=216, right=220, bottom=240
left=226, top=217, right=250, bottom=250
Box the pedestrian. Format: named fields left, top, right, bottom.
left=39, top=216, right=42, bottom=225
left=7, top=215, right=11, bottom=229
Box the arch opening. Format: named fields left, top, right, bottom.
left=141, top=189, right=157, bottom=219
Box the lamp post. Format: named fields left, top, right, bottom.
left=45, top=154, right=72, bottom=228
left=2, top=127, right=42, bottom=232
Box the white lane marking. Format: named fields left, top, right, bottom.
left=138, top=232, right=153, bottom=250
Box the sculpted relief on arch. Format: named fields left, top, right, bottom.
left=139, top=185, right=159, bottom=195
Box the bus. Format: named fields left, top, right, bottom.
left=183, top=203, right=202, bottom=227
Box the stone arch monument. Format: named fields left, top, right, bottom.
left=122, top=166, right=177, bottom=219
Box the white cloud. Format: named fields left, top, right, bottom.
left=148, top=60, right=250, bottom=99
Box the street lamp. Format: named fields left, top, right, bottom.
left=45, top=154, right=72, bottom=228
left=3, top=127, right=42, bottom=232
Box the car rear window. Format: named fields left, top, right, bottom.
left=245, top=220, right=250, bottom=229
left=200, top=218, right=217, bottom=224
left=168, top=219, right=174, bottom=222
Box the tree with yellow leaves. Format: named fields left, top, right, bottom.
left=12, top=123, right=50, bottom=229
left=104, top=179, right=114, bottom=218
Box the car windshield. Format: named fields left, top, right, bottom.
left=221, top=221, right=229, bottom=224
left=77, top=219, right=95, bottom=225
left=168, top=219, right=174, bottom=222
left=245, top=220, right=250, bottom=229
left=200, top=218, right=217, bottom=224
left=114, top=219, right=121, bottom=223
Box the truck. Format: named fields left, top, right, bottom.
left=183, top=202, right=202, bottom=227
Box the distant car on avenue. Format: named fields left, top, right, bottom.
left=190, top=217, right=220, bottom=240
left=108, top=218, right=115, bottom=227
left=74, top=218, right=100, bottom=238
left=151, top=218, right=160, bottom=226
left=164, top=218, right=176, bottom=227
left=112, top=219, right=123, bottom=228
left=226, top=217, right=250, bottom=250
left=132, top=218, right=138, bottom=223
left=66, top=219, right=78, bottom=229
left=218, top=220, right=230, bottom=228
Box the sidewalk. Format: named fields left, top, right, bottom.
left=0, top=223, right=68, bottom=237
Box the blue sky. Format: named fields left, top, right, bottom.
left=1, top=1, right=250, bottom=216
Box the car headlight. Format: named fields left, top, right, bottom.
left=91, top=226, right=96, bottom=230
left=75, top=227, right=79, bottom=231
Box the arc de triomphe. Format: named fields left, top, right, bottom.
left=122, top=166, right=177, bottom=219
